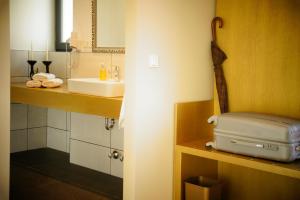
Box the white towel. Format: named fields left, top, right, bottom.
left=118, top=94, right=125, bottom=129
left=42, top=78, right=63, bottom=88
left=32, top=73, right=55, bottom=81
left=26, top=80, right=42, bottom=88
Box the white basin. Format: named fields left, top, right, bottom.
left=68, top=78, right=124, bottom=97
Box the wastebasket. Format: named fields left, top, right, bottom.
left=185, top=176, right=222, bottom=200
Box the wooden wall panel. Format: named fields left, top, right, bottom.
left=215, top=0, right=300, bottom=119
left=218, top=162, right=300, bottom=200
left=175, top=100, right=213, bottom=144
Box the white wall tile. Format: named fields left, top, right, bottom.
left=112, top=53, right=125, bottom=80
left=70, top=139, right=110, bottom=174
left=110, top=149, right=123, bottom=178
left=49, top=51, right=69, bottom=78
left=66, top=131, right=71, bottom=153
left=10, top=50, right=28, bottom=77
left=66, top=112, right=71, bottom=131
left=70, top=52, right=124, bottom=80
left=11, top=103, right=27, bottom=130
left=32, top=51, right=47, bottom=73
left=71, top=112, right=110, bottom=147
left=10, top=50, right=69, bottom=78
left=28, top=127, right=47, bottom=150
left=10, top=130, right=27, bottom=153
left=66, top=52, right=71, bottom=79
left=111, top=123, right=124, bottom=150
left=47, top=127, right=67, bottom=152
left=47, top=108, right=67, bottom=130
left=10, top=50, right=58, bottom=78
left=28, top=105, right=47, bottom=128
left=70, top=52, right=107, bottom=78
left=11, top=76, right=30, bottom=83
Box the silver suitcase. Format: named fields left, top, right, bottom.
left=207, top=112, right=300, bottom=162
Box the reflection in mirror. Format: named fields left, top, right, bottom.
left=92, top=0, right=125, bottom=53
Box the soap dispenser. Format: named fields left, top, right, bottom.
left=112, top=65, right=120, bottom=81
left=99, top=63, right=107, bottom=80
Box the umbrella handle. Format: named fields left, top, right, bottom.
left=211, top=17, right=223, bottom=42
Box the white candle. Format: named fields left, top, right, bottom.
left=46, top=40, right=49, bottom=61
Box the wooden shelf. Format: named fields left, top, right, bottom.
left=174, top=100, right=300, bottom=200
left=11, top=83, right=122, bottom=118
left=177, top=139, right=300, bottom=180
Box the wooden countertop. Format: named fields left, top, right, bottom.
left=11, top=83, right=122, bottom=118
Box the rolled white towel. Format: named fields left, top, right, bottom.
left=26, top=80, right=42, bottom=88
left=32, top=73, right=55, bottom=81
left=42, top=78, right=63, bottom=88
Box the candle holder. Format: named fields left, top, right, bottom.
left=42, top=61, right=52, bottom=73
left=27, top=60, right=37, bottom=80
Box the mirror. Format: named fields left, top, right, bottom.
left=92, top=0, right=125, bottom=53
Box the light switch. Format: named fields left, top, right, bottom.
left=149, top=54, right=160, bottom=68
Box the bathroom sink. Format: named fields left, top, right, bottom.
left=67, top=78, right=124, bottom=97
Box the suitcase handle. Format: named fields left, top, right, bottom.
left=230, top=139, right=264, bottom=148
left=208, top=115, right=218, bottom=125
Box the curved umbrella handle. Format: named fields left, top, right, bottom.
left=211, top=17, right=223, bottom=42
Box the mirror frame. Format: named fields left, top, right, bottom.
left=92, top=0, right=125, bottom=54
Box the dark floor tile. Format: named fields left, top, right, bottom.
left=10, top=165, right=110, bottom=200
left=10, top=148, right=123, bottom=200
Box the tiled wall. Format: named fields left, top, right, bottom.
left=10, top=104, right=124, bottom=178
left=10, top=50, right=71, bottom=82
left=10, top=49, right=71, bottom=153
left=70, top=112, right=124, bottom=178
left=10, top=49, right=124, bottom=178
left=47, top=108, right=71, bottom=153
left=70, top=52, right=125, bottom=80
left=11, top=50, right=71, bottom=152
left=10, top=50, right=124, bottom=81
left=10, top=103, right=47, bottom=153
left=10, top=104, right=68, bottom=153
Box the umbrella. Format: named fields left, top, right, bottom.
left=211, top=17, right=228, bottom=113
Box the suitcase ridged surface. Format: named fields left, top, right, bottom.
left=211, top=113, right=300, bottom=162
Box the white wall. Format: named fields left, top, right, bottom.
left=10, top=0, right=55, bottom=51
left=124, top=0, right=215, bottom=199
left=0, top=0, right=10, bottom=199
